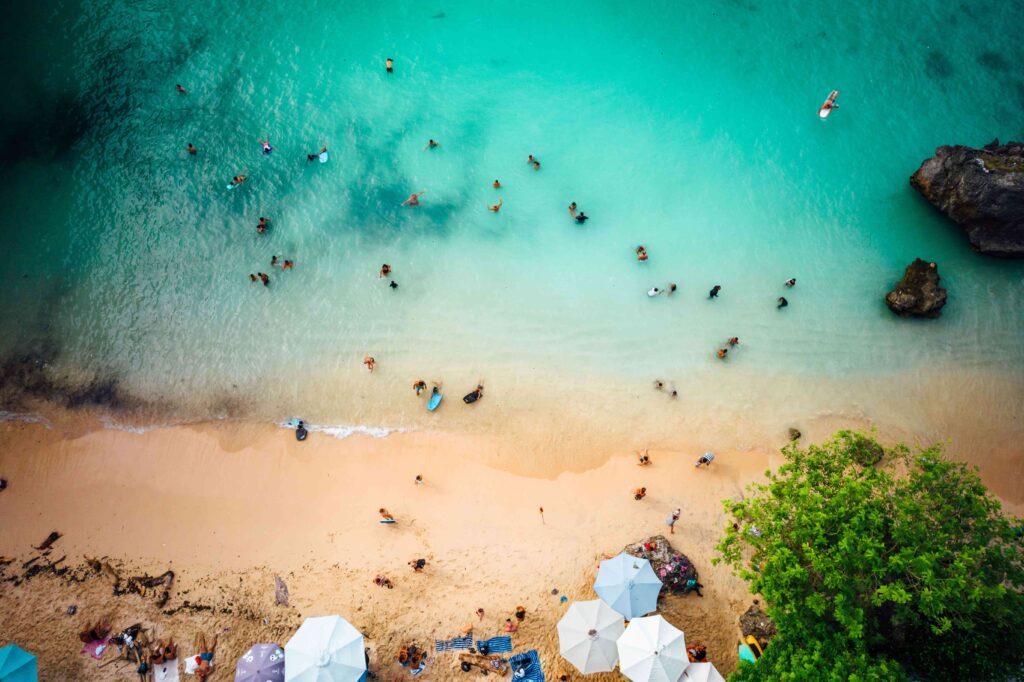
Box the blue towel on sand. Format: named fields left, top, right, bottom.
left=509, top=650, right=544, bottom=682
left=435, top=636, right=474, bottom=652
left=476, top=636, right=513, bottom=654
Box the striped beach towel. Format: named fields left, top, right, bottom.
left=509, top=650, right=544, bottom=682
left=476, top=636, right=513, bottom=654
left=434, top=635, right=474, bottom=653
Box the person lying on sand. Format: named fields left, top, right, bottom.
left=150, top=638, right=177, bottom=664
left=363, top=354, right=375, bottom=372
left=633, top=487, right=647, bottom=501
left=195, top=632, right=218, bottom=680
left=514, top=606, right=526, bottom=621
left=379, top=508, right=395, bottom=522
left=373, top=574, right=394, bottom=589
left=637, top=450, right=651, bottom=466
left=503, top=618, right=518, bottom=633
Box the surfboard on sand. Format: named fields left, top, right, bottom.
left=427, top=390, right=443, bottom=411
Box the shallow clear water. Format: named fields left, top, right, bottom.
left=1, top=0, right=1023, bottom=476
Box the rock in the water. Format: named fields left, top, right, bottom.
left=885, top=258, right=947, bottom=318
left=910, top=140, right=1024, bottom=257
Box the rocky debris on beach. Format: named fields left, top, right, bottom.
left=910, top=139, right=1024, bottom=257
left=623, top=535, right=698, bottom=595
left=885, top=258, right=947, bottom=318
left=739, top=603, right=776, bottom=649
left=787, top=428, right=801, bottom=441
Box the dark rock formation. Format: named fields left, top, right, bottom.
left=739, top=604, right=777, bottom=649
left=787, top=427, right=801, bottom=441
left=623, top=535, right=698, bottom=596
left=885, top=259, right=947, bottom=318
left=910, top=140, right=1024, bottom=257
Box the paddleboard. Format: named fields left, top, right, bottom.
left=227, top=183, right=237, bottom=190
left=647, top=288, right=661, bottom=297
left=319, top=151, right=329, bottom=163
left=427, top=391, right=443, bottom=411
left=819, top=90, right=839, bottom=119
left=379, top=519, right=396, bottom=524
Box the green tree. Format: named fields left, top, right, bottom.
left=717, top=431, right=1024, bottom=681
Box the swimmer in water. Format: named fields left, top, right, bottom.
left=668, top=283, right=677, bottom=295
left=230, top=175, right=247, bottom=187
left=424, top=139, right=440, bottom=150
left=575, top=212, right=589, bottom=224
left=728, top=337, right=739, bottom=346
left=785, top=278, right=796, bottom=287
left=636, top=246, right=648, bottom=261
left=488, top=198, right=502, bottom=212
left=363, top=354, right=375, bottom=373
left=777, top=296, right=788, bottom=309
left=568, top=202, right=577, bottom=217
left=402, top=191, right=426, bottom=206
left=187, top=143, right=197, bottom=155
left=259, top=136, right=273, bottom=155
left=176, top=84, right=188, bottom=94
left=717, top=348, right=728, bottom=359
left=257, top=217, right=269, bottom=234
left=258, top=272, right=270, bottom=286
left=648, top=287, right=662, bottom=297
left=493, top=179, right=501, bottom=188
left=386, top=57, right=394, bottom=73
left=380, top=264, right=391, bottom=278
left=249, top=274, right=257, bottom=282
left=532, top=160, right=540, bottom=171
left=413, top=380, right=427, bottom=395
left=709, top=285, right=721, bottom=298
left=271, top=255, right=279, bottom=267
left=527, top=154, right=536, bottom=165
left=283, top=260, right=294, bottom=270
left=389, top=280, right=397, bottom=289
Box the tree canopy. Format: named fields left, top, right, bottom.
left=717, top=431, right=1024, bottom=681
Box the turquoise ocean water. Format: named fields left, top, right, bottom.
left=1, top=1, right=1023, bottom=482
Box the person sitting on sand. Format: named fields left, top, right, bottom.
left=413, top=380, right=427, bottom=395
left=187, top=143, right=196, bottom=155
left=79, top=619, right=112, bottom=643
left=488, top=198, right=502, bottom=212
left=194, top=632, right=218, bottom=680
left=493, top=179, right=501, bottom=188
left=379, top=508, right=395, bottom=522
left=259, top=135, right=273, bottom=155
left=397, top=646, right=409, bottom=665
left=229, top=175, right=247, bottom=187
left=687, top=642, right=707, bottom=663
left=717, top=348, right=728, bottom=359
left=409, top=558, right=427, bottom=572
left=709, top=285, right=721, bottom=298
left=363, top=354, right=375, bottom=372
left=633, top=487, right=647, bottom=501
left=514, top=606, right=526, bottom=621
left=0, top=477, right=7, bottom=491
left=728, top=337, right=739, bottom=346
left=373, top=574, right=394, bottom=589
left=777, top=296, right=788, bottom=309
left=785, top=278, right=796, bottom=287
left=424, top=139, right=440, bottom=150
left=637, top=449, right=651, bottom=466
left=402, top=190, right=426, bottom=206
left=575, top=212, right=588, bottom=224
left=503, top=618, right=518, bottom=633
left=568, top=202, right=577, bottom=217
left=151, top=638, right=176, bottom=664
left=636, top=246, right=648, bottom=261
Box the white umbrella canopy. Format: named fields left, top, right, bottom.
left=678, top=661, right=726, bottom=682
left=285, top=615, right=366, bottom=682
left=616, top=615, right=687, bottom=682
left=594, top=553, right=663, bottom=619
left=557, top=600, right=625, bottom=674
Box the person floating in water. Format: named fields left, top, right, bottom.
left=728, top=336, right=739, bottom=346
left=568, top=202, right=577, bottom=217
left=271, top=255, right=279, bottom=267
left=668, top=283, right=677, bottom=295
left=258, top=272, right=270, bottom=286
left=636, top=246, right=648, bottom=261
left=424, top=139, right=440, bottom=150
left=527, top=154, right=537, bottom=165
left=283, top=260, right=294, bottom=271
left=248, top=274, right=257, bottom=282
left=493, top=179, right=501, bottom=188
left=785, top=278, right=796, bottom=287
left=308, top=146, right=328, bottom=162
left=187, top=143, right=197, bottom=155
left=709, top=285, right=721, bottom=298
left=386, top=57, right=394, bottom=73
left=717, top=348, right=728, bottom=359
left=413, top=380, right=427, bottom=395
left=259, top=136, right=273, bottom=155
left=402, top=191, right=426, bottom=206
left=575, top=212, right=589, bottom=224
left=488, top=198, right=502, bottom=212
left=229, top=175, right=247, bottom=188
left=176, top=84, right=188, bottom=94
left=257, top=217, right=268, bottom=234
left=777, top=296, right=788, bottom=309
left=380, top=264, right=391, bottom=278
left=532, top=160, right=540, bottom=171
left=363, top=354, right=375, bottom=373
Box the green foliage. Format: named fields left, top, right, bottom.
left=717, top=430, right=1024, bottom=681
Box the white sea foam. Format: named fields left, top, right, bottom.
left=279, top=420, right=404, bottom=440
left=0, top=411, right=52, bottom=428
left=99, top=417, right=165, bottom=434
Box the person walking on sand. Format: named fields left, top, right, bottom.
left=402, top=191, right=426, bottom=206
left=695, top=451, right=715, bottom=468
left=633, top=487, right=647, bottom=501
left=488, top=198, right=502, bottom=212
left=363, top=354, right=375, bottom=373
left=414, top=474, right=423, bottom=485
left=666, top=508, right=681, bottom=534
left=413, top=380, right=427, bottom=395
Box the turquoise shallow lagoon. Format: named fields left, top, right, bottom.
left=1, top=1, right=1022, bottom=486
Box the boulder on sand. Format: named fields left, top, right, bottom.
left=623, top=535, right=698, bottom=595
left=910, top=140, right=1024, bottom=257
left=739, top=604, right=776, bottom=649
left=885, top=258, right=947, bottom=318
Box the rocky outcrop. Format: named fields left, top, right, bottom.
left=623, top=535, right=697, bottom=595
left=885, top=259, right=947, bottom=318
left=910, top=140, right=1024, bottom=257
left=739, top=604, right=776, bottom=649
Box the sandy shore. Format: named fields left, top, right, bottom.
left=0, top=414, right=785, bottom=680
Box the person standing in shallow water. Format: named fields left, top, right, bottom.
left=187, top=143, right=196, bottom=155
left=709, top=285, right=721, bottom=298
left=777, top=296, right=788, bottom=309
left=386, top=57, right=394, bottom=73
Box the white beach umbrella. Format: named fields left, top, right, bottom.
left=678, top=661, right=726, bottom=682
left=284, top=615, right=366, bottom=682
left=593, top=553, right=663, bottom=619
left=616, top=615, right=687, bottom=682
left=557, top=599, right=625, bottom=674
